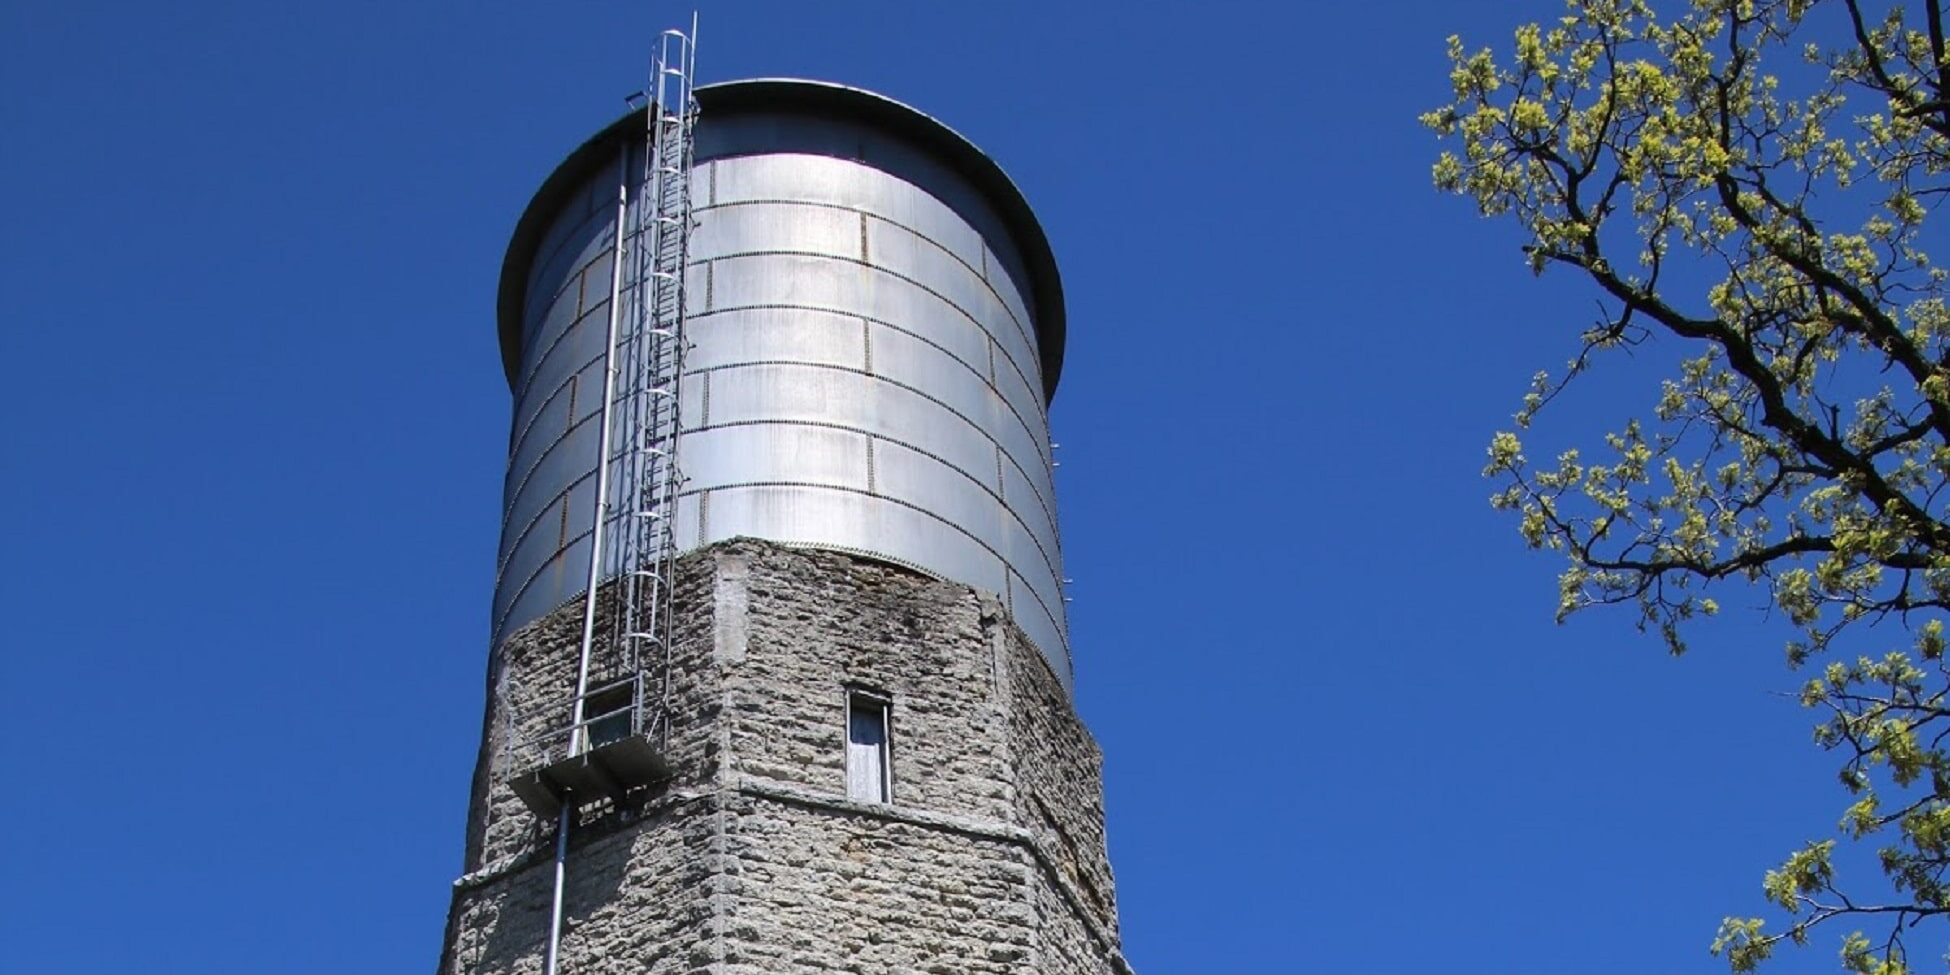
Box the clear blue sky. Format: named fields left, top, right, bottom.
left=0, top=2, right=1859, bottom=973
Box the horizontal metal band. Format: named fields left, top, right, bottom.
left=690, top=196, right=1038, bottom=373
left=677, top=419, right=1063, bottom=594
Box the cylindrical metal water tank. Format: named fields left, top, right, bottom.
left=492, top=79, right=1072, bottom=684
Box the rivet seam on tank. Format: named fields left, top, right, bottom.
left=502, top=362, right=601, bottom=510
left=684, top=225, right=1041, bottom=427
left=865, top=438, right=877, bottom=495
left=527, top=208, right=612, bottom=324
left=689, top=300, right=1039, bottom=464
left=497, top=407, right=1063, bottom=619
left=668, top=416, right=1059, bottom=586
left=676, top=358, right=1057, bottom=533
left=494, top=465, right=588, bottom=582
left=682, top=284, right=1044, bottom=454
left=496, top=486, right=592, bottom=592
left=511, top=302, right=602, bottom=407
left=858, top=211, right=869, bottom=262
left=586, top=257, right=610, bottom=317
left=685, top=198, right=1036, bottom=382
left=497, top=420, right=596, bottom=559
left=860, top=317, right=873, bottom=375
left=564, top=375, right=579, bottom=459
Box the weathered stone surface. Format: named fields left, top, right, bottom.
left=439, top=539, right=1130, bottom=975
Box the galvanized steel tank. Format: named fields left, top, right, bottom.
left=493, top=79, right=1072, bottom=683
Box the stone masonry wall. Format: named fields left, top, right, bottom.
left=439, top=538, right=1132, bottom=975
left=1000, top=616, right=1119, bottom=938
left=458, top=552, right=722, bottom=873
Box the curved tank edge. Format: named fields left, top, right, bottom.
left=494, top=77, right=1068, bottom=403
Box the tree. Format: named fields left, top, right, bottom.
left=1426, top=0, right=1950, bottom=971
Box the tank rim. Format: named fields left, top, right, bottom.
left=494, top=77, right=1068, bottom=403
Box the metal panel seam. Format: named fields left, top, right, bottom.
left=683, top=360, right=1060, bottom=528
left=505, top=352, right=605, bottom=469
left=695, top=250, right=1045, bottom=421
left=513, top=304, right=609, bottom=406
left=494, top=467, right=598, bottom=581
left=686, top=305, right=1050, bottom=472
left=679, top=417, right=1064, bottom=581
left=693, top=197, right=1039, bottom=366
left=491, top=524, right=596, bottom=642
left=498, top=411, right=602, bottom=538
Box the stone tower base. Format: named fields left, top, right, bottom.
left=438, top=539, right=1131, bottom=975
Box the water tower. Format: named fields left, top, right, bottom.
left=438, top=34, right=1130, bottom=975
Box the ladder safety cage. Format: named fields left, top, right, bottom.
left=503, top=22, right=699, bottom=822
left=604, top=21, right=698, bottom=760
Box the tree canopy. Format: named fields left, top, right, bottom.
left=1426, top=0, right=1950, bottom=971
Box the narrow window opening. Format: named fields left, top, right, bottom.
left=846, top=691, right=891, bottom=803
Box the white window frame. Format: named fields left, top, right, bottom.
left=845, top=688, right=892, bottom=804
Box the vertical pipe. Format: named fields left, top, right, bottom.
left=570, top=164, right=634, bottom=757
left=545, top=147, right=630, bottom=975
left=542, top=801, right=573, bottom=975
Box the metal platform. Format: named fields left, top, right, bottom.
left=509, top=735, right=671, bottom=818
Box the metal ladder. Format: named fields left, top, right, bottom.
left=600, top=21, right=698, bottom=752
left=538, top=22, right=698, bottom=975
